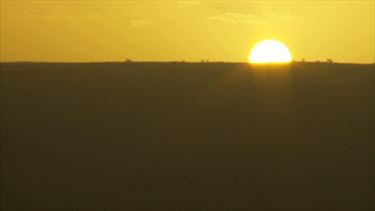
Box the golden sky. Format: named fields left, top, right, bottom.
left=1, top=0, right=374, bottom=63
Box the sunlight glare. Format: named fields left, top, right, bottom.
left=249, top=40, right=292, bottom=64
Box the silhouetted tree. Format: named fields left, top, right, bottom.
left=327, top=59, right=333, bottom=63
left=125, top=59, right=132, bottom=63
left=301, top=58, right=306, bottom=62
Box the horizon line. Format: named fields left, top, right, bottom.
left=1, top=61, right=375, bottom=65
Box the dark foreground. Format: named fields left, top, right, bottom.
left=1, top=62, right=374, bottom=210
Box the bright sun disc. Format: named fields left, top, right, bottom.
left=249, top=40, right=292, bottom=64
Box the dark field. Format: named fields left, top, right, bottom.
left=1, top=62, right=374, bottom=210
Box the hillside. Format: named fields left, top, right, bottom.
left=1, top=62, right=374, bottom=210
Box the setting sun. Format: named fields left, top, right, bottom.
left=249, top=40, right=292, bottom=64
left=1, top=1, right=374, bottom=210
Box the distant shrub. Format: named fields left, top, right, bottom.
left=125, top=59, right=132, bottom=63
left=301, top=58, right=306, bottom=62
left=327, top=59, right=333, bottom=63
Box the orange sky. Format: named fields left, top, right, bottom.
left=1, top=0, right=374, bottom=63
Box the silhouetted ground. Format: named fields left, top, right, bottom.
left=1, top=62, right=374, bottom=210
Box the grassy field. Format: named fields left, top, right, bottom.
left=1, top=62, right=374, bottom=210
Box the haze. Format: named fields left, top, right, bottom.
left=1, top=0, right=374, bottom=63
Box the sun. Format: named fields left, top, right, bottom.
left=248, top=40, right=292, bottom=64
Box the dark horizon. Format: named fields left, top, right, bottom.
left=2, top=61, right=374, bottom=211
